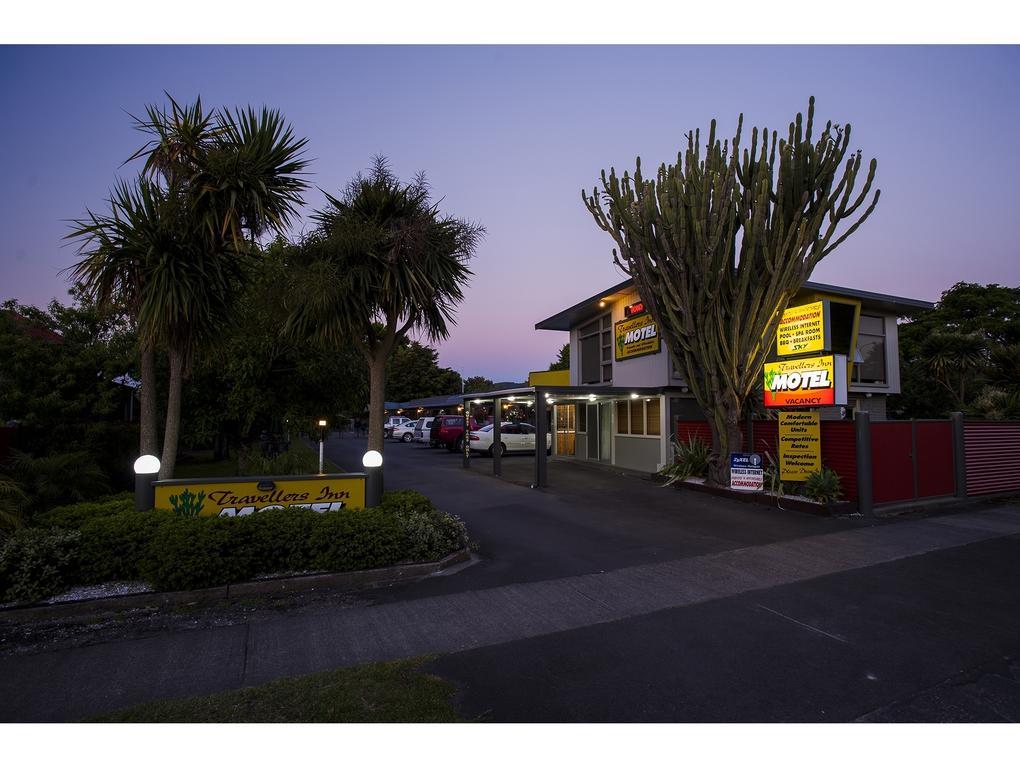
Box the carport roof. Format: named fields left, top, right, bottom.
left=463, top=385, right=685, bottom=400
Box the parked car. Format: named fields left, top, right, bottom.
left=413, top=417, right=435, bottom=444
left=431, top=414, right=480, bottom=452
left=468, top=422, right=551, bottom=457
left=383, top=415, right=413, bottom=438
left=390, top=421, right=417, bottom=442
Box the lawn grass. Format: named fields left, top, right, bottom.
left=89, top=656, right=461, bottom=723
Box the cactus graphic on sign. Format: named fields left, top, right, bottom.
left=168, top=488, right=206, bottom=517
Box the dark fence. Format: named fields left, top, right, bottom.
left=964, top=421, right=1020, bottom=496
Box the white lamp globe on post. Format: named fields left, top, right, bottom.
left=363, top=449, right=383, bottom=508
left=133, top=454, right=160, bottom=512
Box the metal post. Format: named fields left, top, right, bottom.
left=135, top=472, right=156, bottom=512
left=951, top=411, right=967, bottom=499
left=855, top=410, right=873, bottom=517
left=319, top=438, right=324, bottom=474
left=534, top=388, right=548, bottom=488
left=492, top=398, right=502, bottom=476
left=366, top=467, right=383, bottom=507
left=463, top=398, right=471, bottom=468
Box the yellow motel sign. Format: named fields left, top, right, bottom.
left=153, top=474, right=367, bottom=517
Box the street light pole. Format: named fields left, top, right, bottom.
left=317, top=419, right=328, bottom=474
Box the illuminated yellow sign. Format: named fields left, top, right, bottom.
left=777, top=300, right=830, bottom=357
left=153, top=474, right=367, bottom=517
left=779, top=411, right=822, bottom=481
left=615, top=313, right=660, bottom=361
left=764, top=355, right=837, bottom=408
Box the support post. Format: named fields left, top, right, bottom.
left=951, top=411, right=967, bottom=499
left=492, top=399, right=501, bottom=476
left=534, top=388, right=548, bottom=488
left=463, top=397, right=471, bottom=468
left=855, top=410, right=873, bottom=517
left=135, top=473, right=156, bottom=512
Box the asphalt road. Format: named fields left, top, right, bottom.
left=334, top=433, right=1020, bottom=722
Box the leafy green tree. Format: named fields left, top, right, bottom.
left=69, top=95, right=309, bottom=478
left=181, top=239, right=368, bottom=453
left=285, top=157, right=483, bottom=453
left=583, top=99, right=879, bottom=485
left=385, top=341, right=463, bottom=402
left=463, top=375, right=495, bottom=394
left=548, top=343, right=569, bottom=371
left=891, top=283, right=1020, bottom=418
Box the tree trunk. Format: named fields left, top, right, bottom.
left=159, top=348, right=185, bottom=480
left=367, top=353, right=387, bottom=454
left=139, top=344, right=159, bottom=457
left=706, top=399, right=745, bottom=487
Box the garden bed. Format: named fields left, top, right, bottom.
left=674, top=477, right=855, bottom=517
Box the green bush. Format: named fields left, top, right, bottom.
left=76, top=509, right=175, bottom=584
left=661, top=434, right=711, bottom=485
left=382, top=490, right=466, bottom=562
left=2, top=489, right=466, bottom=601
left=237, top=444, right=318, bottom=477
left=0, top=527, right=81, bottom=604
left=803, top=467, right=843, bottom=504
left=306, top=509, right=405, bottom=573
left=31, top=494, right=134, bottom=530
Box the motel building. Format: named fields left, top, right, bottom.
left=463, top=277, right=932, bottom=485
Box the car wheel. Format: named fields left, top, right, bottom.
left=454, top=436, right=464, bottom=453
left=489, top=442, right=506, bottom=458
left=402, top=432, right=412, bottom=443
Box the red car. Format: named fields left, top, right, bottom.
left=432, top=414, right=480, bottom=452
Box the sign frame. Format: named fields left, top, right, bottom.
left=153, top=472, right=368, bottom=518
left=730, top=452, right=764, bottom=492
left=764, top=354, right=848, bottom=408
left=776, top=300, right=832, bottom=357
left=778, top=412, right=822, bottom=482
left=614, top=311, right=661, bottom=362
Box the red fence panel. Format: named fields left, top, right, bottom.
left=820, top=421, right=858, bottom=501
left=870, top=421, right=915, bottom=504
left=676, top=418, right=858, bottom=501
left=916, top=421, right=954, bottom=498
left=964, top=421, right=1020, bottom=496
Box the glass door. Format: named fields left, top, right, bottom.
left=555, top=404, right=576, bottom=455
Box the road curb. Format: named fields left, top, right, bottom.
left=1, top=548, right=472, bottom=623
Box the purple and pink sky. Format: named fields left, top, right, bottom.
left=2, top=45, right=1018, bottom=382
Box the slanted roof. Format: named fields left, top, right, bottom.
left=534, top=277, right=934, bottom=331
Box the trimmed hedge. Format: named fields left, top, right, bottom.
left=1, top=490, right=467, bottom=603
left=31, top=494, right=134, bottom=530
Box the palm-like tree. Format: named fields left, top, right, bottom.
left=69, top=95, right=308, bottom=478
left=286, top=157, right=483, bottom=453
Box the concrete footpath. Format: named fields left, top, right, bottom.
left=2, top=504, right=1019, bottom=722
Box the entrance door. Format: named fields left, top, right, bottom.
left=599, top=402, right=612, bottom=462
left=556, top=405, right=576, bottom=455
left=586, top=403, right=599, bottom=459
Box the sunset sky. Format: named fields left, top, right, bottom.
left=2, top=43, right=1018, bottom=381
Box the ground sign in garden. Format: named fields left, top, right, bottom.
left=153, top=474, right=367, bottom=517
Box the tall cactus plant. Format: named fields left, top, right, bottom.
left=582, top=98, right=879, bottom=486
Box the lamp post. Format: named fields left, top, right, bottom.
left=133, top=454, right=160, bottom=512
left=317, top=419, right=328, bottom=474
left=363, top=449, right=383, bottom=507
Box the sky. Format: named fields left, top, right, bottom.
left=2, top=44, right=1019, bottom=382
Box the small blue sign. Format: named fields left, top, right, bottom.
left=730, top=453, right=762, bottom=469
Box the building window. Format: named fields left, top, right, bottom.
left=853, top=314, right=887, bottom=385
left=580, top=314, right=612, bottom=384
left=616, top=398, right=661, bottom=437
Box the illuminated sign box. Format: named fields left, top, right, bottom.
left=615, top=312, right=660, bottom=361
left=764, top=354, right=848, bottom=408
left=777, top=300, right=831, bottom=357
left=153, top=474, right=367, bottom=517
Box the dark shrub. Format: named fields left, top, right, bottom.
left=243, top=506, right=320, bottom=573
left=76, top=509, right=175, bottom=583
left=0, top=527, right=81, bottom=604
left=382, top=490, right=467, bottom=562
left=306, top=508, right=404, bottom=573
left=144, top=516, right=257, bottom=592
left=32, top=494, right=134, bottom=530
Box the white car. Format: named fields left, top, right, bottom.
left=413, top=417, right=435, bottom=443
left=468, top=422, right=551, bottom=457
left=391, top=422, right=417, bottom=442
left=383, top=415, right=413, bottom=438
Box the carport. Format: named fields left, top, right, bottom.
left=461, top=385, right=683, bottom=488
